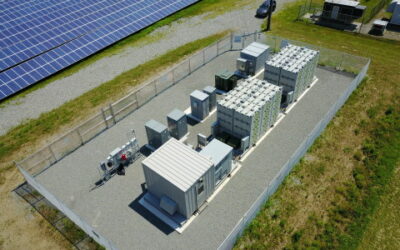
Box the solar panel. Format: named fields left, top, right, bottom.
left=0, top=0, right=200, bottom=100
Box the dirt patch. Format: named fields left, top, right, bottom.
left=0, top=168, right=70, bottom=250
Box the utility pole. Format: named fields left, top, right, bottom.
left=265, top=0, right=274, bottom=31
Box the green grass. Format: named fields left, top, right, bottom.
left=360, top=0, right=391, bottom=23
left=0, top=0, right=252, bottom=107
left=59, top=218, right=86, bottom=243
left=357, top=163, right=400, bottom=249
left=236, top=1, right=400, bottom=249
left=0, top=31, right=228, bottom=168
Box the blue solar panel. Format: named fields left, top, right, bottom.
left=0, top=0, right=200, bottom=100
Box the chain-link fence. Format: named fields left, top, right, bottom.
left=217, top=57, right=370, bottom=250
left=14, top=182, right=104, bottom=250
left=15, top=30, right=370, bottom=250
left=16, top=34, right=233, bottom=178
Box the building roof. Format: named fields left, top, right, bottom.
left=249, top=42, right=270, bottom=51
left=241, top=42, right=269, bottom=57
left=200, top=139, right=233, bottom=166
left=216, top=70, right=235, bottom=79
left=142, top=138, right=214, bottom=192
left=373, top=19, right=388, bottom=26
left=145, top=119, right=167, bottom=133
left=325, top=0, right=360, bottom=7
left=190, top=90, right=209, bottom=101
left=167, top=109, right=186, bottom=121
left=203, top=85, right=216, bottom=94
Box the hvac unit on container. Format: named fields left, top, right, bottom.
left=200, top=139, right=233, bottom=186
left=216, top=79, right=282, bottom=148
left=145, top=120, right=170, bottom=150
left=142, top=138, right=215, bottom=220
left=237, top=42, right=270, bottom=76
left=190, top=90, right=210, bottom=121
left=167, top=109, right=188, bottom=140
left=264, top=43, right=319, bottom=105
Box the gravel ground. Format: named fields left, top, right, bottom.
left=35, top=50, right=355, bottom=250
left=0, top=1, right=263, bottom=135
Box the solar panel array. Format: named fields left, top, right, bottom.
left=0, top=0, right=199, bottom=100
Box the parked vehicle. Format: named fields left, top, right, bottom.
left=256, top=0, right=277, bottom=18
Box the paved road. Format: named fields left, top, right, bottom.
left=36, top=50, right=355, bottom=250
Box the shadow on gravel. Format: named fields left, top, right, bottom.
left=128, top=192, right=174, bottom=235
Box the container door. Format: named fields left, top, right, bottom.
left=196, top=178, right=207, bottom=207
left=331, top=6, right=339, bottom=19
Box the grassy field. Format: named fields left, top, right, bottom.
left=236, top=1, right=400, bottom=249
left=0, top=0, right=253, bottom=106
left=359, top=0, right=391, bottom=22
left=357, top=164, right=400, bottom=249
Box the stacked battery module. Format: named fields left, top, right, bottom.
left=217, top=79, right=282, bottom=146
left=264, top=44, right=319, bottom=102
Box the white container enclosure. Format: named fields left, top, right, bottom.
left=203, top=86, right=217, bottom=111
left=142, top=138, right=215, bottom=219
left=190, top=90, right=210, bottom=121
left=167, top=109, right=188, bottom=140
left=145, top=119, right=170, bottom=149
left=200, top=139, right=233, bottom=186
left=237, top=42, right=270, bottom=76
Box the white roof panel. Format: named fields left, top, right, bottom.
left=200, top=139, right=233, bottom=166
left=325, top=0, right=359, bottom=7
left=142, top=138, right=213, bottom=192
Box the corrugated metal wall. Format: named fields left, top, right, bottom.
left=143, top=163, right=215, bottom=218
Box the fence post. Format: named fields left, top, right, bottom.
left=202, top=49, right=206, bottom=65
left=76, top=129, right=84, bottom=145
left=188, top=59, right=192, bottom=74
left=217, top=41, right=220, bottom=55
left=109, top=104, right=116, bottom=124
left=154, top=80, right=158, bottom=96
left=230, top=32, right=233, bottom=50
left=48, top=145, right=57, bottom=162
left=297, top=6, right=302, bottom=20
left=101, top=108, right=108, bottom=128
left=359, top=16, right=364, bottom=33
left=134, top=91, right=139, bottom=109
